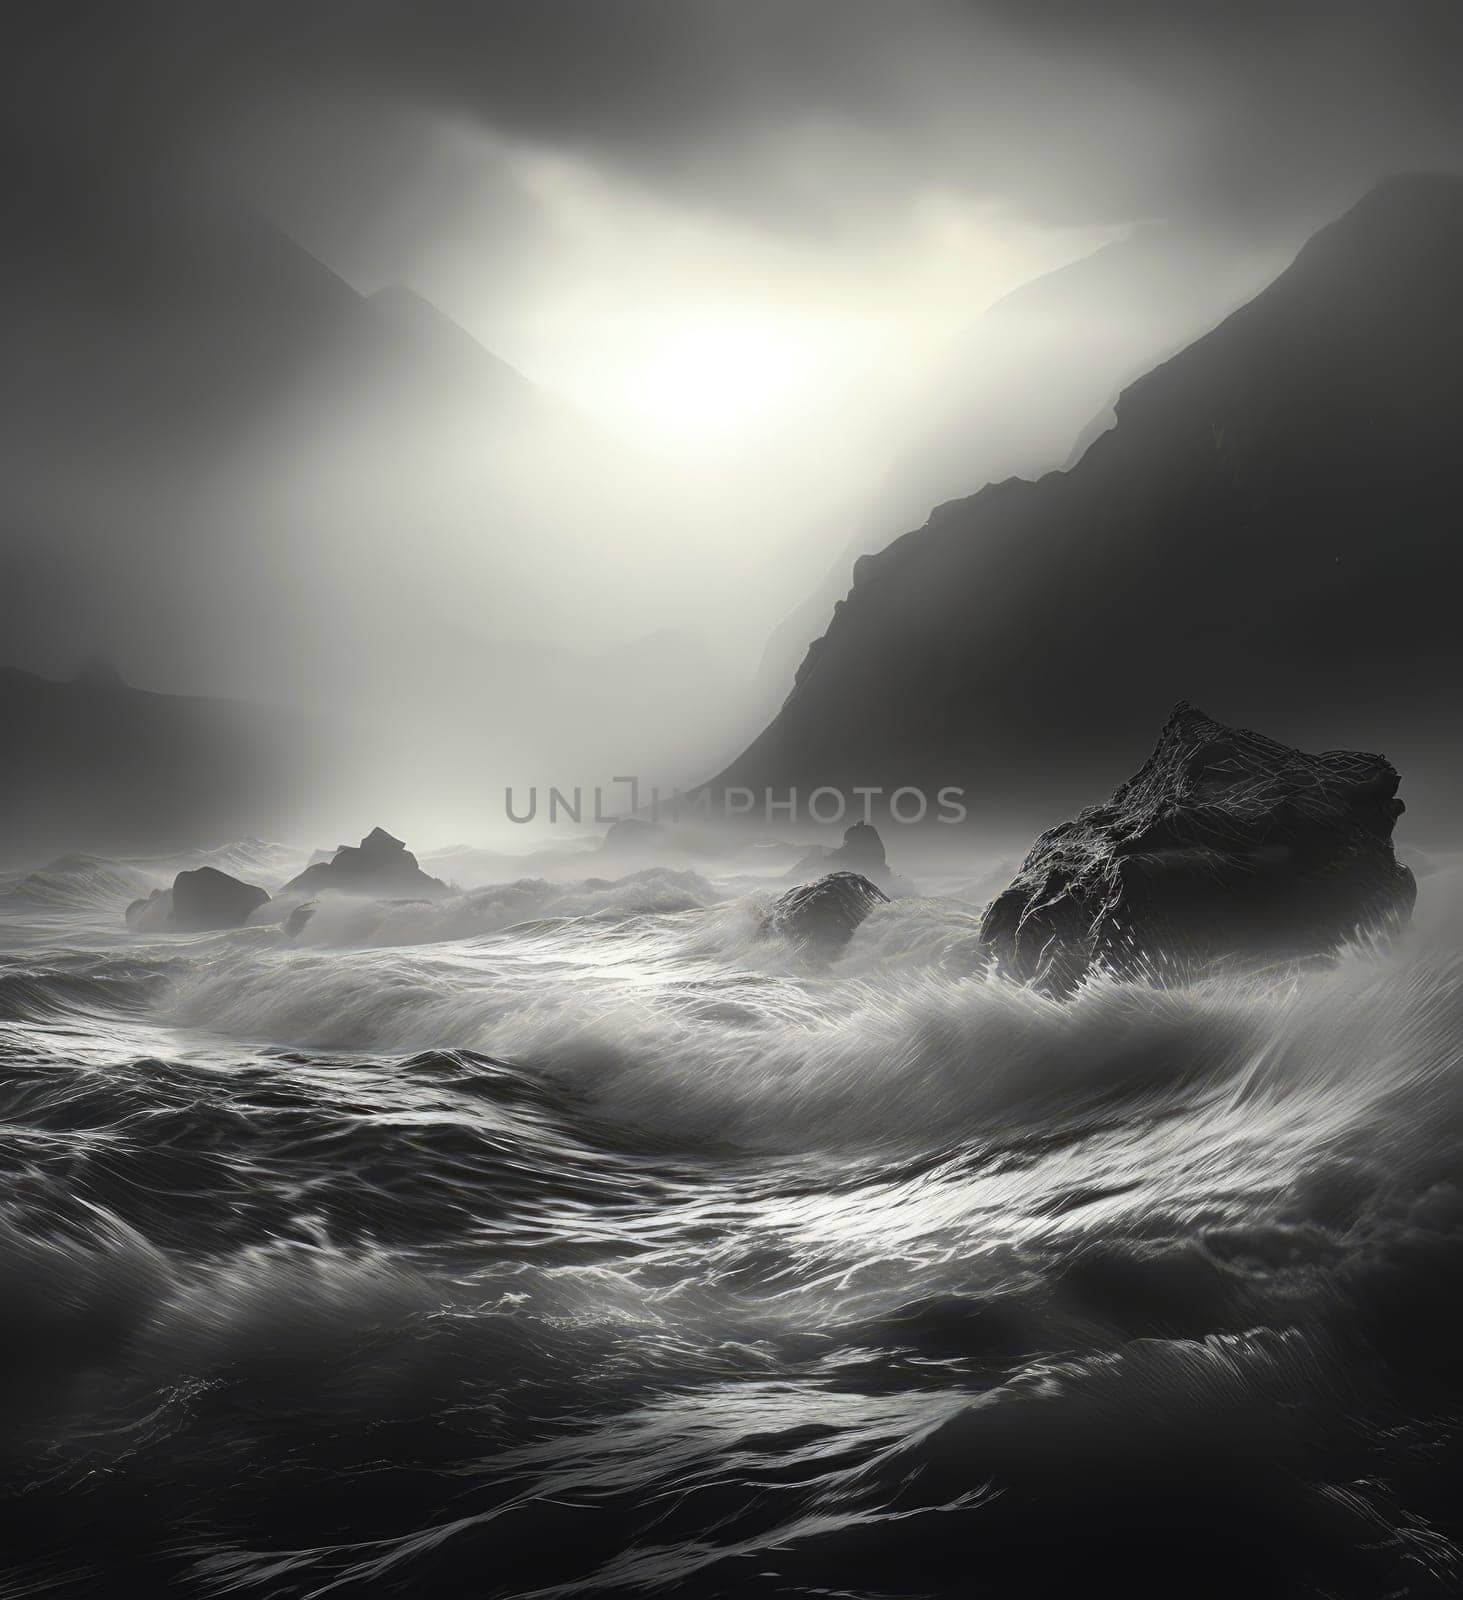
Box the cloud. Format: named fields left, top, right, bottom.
left=4, top=0, right=1461, bottom=747
left=9, top=0, right=1463, bottom=254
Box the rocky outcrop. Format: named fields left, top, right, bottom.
left=762, top=871, right=889, bottom=956
left=281, top=827, right=448, bottom=899
left=789, top=821, right=890, bottom=884
left=979, top=702, right=1416, bottom=995
left=125, top=866, right=270, bottom=931
left=170, top=866, right=271, bottom=931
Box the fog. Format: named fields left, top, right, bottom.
left=3, top=1, right=1461, bottom=851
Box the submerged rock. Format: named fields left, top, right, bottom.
left=281, top=826, right=448, bottom=900
left=762, top=871, right=889, bottom=956
left=169, top=866, right=271, bottom=931
left=980, top=701, right=1416, bottom=995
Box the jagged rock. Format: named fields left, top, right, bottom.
left=979, top=702, right=1416, bottom=995
left=791, top=820, right=886, bottom=877
left=788, top=822, right=908, bottom=894
left=836, top=821, right=887, bottom=871
left=762, top=871, right=889, bottom=956
left=281, top=826, right=448, bottom=899
left=169, top=866, right=271, bottom=931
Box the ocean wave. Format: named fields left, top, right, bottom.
left=3, top=859, right=1463, bottom=1594
left=0, top=958, right=177, bottom=1024
left=0, top=853, right=157, bottom=911
left=125, top=837, right=307, bottom=889
left=279, top=865, right=724, bottom=947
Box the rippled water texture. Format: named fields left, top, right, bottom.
left=3, top=848, right=1463, bottom=1597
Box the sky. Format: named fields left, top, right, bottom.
left=184, top=1, right=1463, bottom=453
left=3, top=1, right=1462, bottom=841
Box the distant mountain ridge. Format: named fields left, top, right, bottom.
left=0, top=190, right=572, bottom=688
left=749, top=219, right=1289, bottom=715
left=712, top=175, right=1463, bottom=834
left=0, top=663, right=310, bottom=868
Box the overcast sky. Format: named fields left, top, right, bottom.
left=11, top=0, right=1461, bottom=461
left=4, top=2, right=1462, bottom=836
left=17, top=4, right=1463, bottom=226
left=7, top=3, right=1454, bottom=459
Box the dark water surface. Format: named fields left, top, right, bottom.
left=2, top=852, right=1463, bottom=1597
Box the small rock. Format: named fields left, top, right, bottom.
left=281, top=827, right=448, bottom=899
left=789, top=822, right=895, bottom=888
left=762, top=871, right=890, bottom=956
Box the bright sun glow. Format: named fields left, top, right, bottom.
left=619, top=318, right=820, bottom=444
left=407, top=129, right=1120, bottom=460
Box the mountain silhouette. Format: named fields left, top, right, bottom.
left=0, top=190, right=573, bottom=693
left=0, top=665, right=310, bottom=867
left=711, top=174, right=1463, bottom=836
left=354, top=285, right=537, bottom=401
left=749, top=221, right=1289, bottom=713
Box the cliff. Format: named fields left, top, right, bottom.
left=710, top=176, right=1463, bottom=828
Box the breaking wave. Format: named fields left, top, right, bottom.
left=0, top=852, right=157, bottom=911
left=1, top=847, right=1463, bottom=1596
left=279, top=865, right=725, bottom=946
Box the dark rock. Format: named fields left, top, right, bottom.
left=281, top=826, right=448, bottom=899
left=790, top=821, right=888, bottom=880
left=169, top=866, right=271, bottom=931
left=762, top=871, right=890, bottom=956
left=979, top=702, right=1417, bottom=995
left=787, top=822, right=911, bottom=896
left=284, top=902, right=317, bottom=937
left=127, top=868, right=270, bottom=932
left=834, top=821, right=887, bottom=872
left=787, top=823, right=915, bottom=897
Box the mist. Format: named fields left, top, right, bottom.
left=10, top=12, right=1463, bottom=1597
left=3, top=1, right=1462, bottom=852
